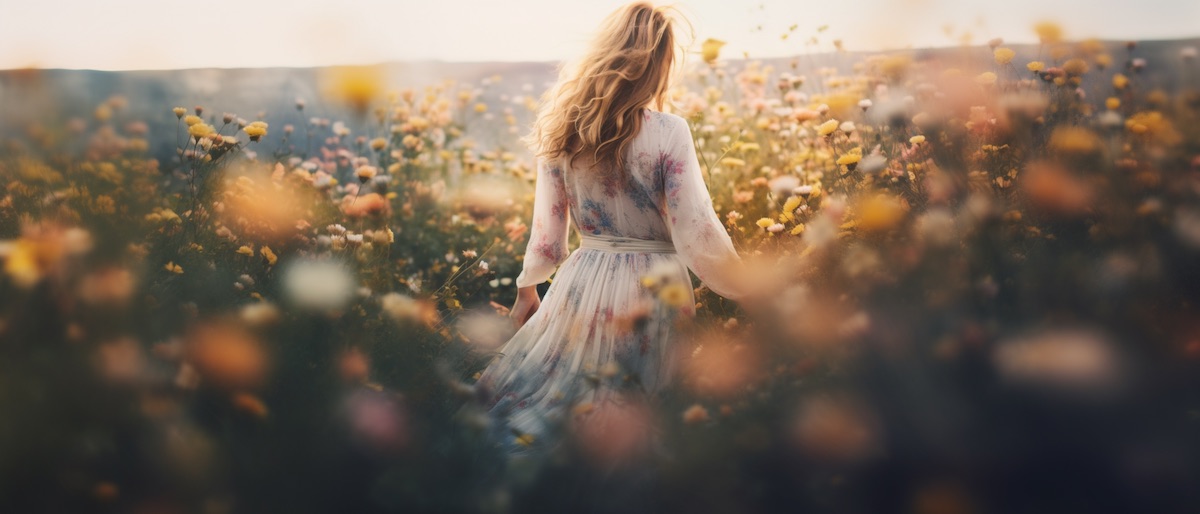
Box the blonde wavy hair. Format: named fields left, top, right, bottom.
left=524, top=2, right=689, bottom=177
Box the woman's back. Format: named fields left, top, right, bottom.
left=521, top=109, right=743, bottom=300
left=559, top=109, right=682, bottom=241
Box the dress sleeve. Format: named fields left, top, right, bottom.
left=661, top=116, right=746, bottom=300
left=515, top=157, right=571, bottom=288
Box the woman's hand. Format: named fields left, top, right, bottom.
left=509, top=285, right=541, bottom=329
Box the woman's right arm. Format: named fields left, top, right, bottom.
left=661, top=115, right=747, bottom=300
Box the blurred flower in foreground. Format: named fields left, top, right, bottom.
left=569, top=396, right=654, bottom=468
left=457, top=309, right=515, bottom=350
left=343, top=389, right=409, bottom=453
left=0, top=224, right=92, bottom=288
left=185, top=321, right=268, bottom=390
left=282, top=258, right=357, bottom=312
left=680, top=334, right=761, bottom=398
left=993, top=328, right=1120, bottom=393
left=788, top=395, right=879, bottom=462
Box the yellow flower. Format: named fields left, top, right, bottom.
left=975, top=72, right=997, bottom=86
left=325, top=65, right=383, bottom=116
left=474, top=103, right=488, bottom=113
left=782, top=196, right=802, bottom=215
left=857, top=194, right=905, bottom=233
left=701, top=38, right=725, bottom=64
left=817, top=119, right=839, bottom=137
left=243, top=121, right=268, bottom=141
left=184, top=115, right=202, bottom=126
left=790, top=224, right=806, bottom=235
left=994, top=48, right=1016, bottom=65
left=237, top=245, right=254, bottom=256
left=188, top=123, right=213, bottom=140
left=1033, top=21, right=1064, bottom=44
left=260, top=246, right=277, bottom=266
left=1112, top=73, right=1129, bottom=90
left=355, top=166, right=378, bottom=182
left=720, top=157, right=746, bottom=168
left=1026, top=61, right=1045, bottom=73
left=165, top=262, right=183, bottom=274
left=514, top=432, right=535, bottom=447
left=173, top=107, right=187, bottom=119
left=658, top=283, right=690, bottom=307
left=1049, top=127, right=1102, bottom=155
left=1062, top=59, right=1089, bottom=76
left=1105, top=97, right=1120, bottom=110
left=909, top=135, right=926, bottom=145
left=836, top=147, right=862, bottom=167
left=756, top=217, right=774, bottom=228
left=369, top=137, right=388, bottom=151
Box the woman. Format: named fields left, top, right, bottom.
left=474, top=1, right=745, bottom=458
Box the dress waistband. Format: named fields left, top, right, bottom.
left=579, top=234, right=676, bottom=253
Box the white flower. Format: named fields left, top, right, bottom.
left=858, top=99, right=873, bottom=110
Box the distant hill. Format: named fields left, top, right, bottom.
left=1, top=37, right=1196, bottom=164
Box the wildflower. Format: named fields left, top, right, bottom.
left=839, top=121, right=856, bottom=134
left=975, top=72, right=997, bottom=86
left=173, top=107, right=187, bottom=119
left=1049, top=127, right=1102, bottom=155
left=682, top=404, right=710, bottom=424
left=164, top=261, right=183, bottom=274
left=369, top=137, right=387, bottom=151
left=188, top=123, right=213, bottom=140
left=858, top=99, right=873, bottom=110
left=1062, top=59, right=1089, bottom=76
left=790, top=224, right=806, bottom=235
left=701, top=38, right=725, bottom=64
left=817, top=119, right=839, bottom=137
left=1112, top=73, right=1129, bottom=90
left=658, top=283, right=690, bottom=307
left=837, top=147, right=862, bottom=168
left=243, top=121, right=268, bottom=142
left=994, top=47, right=1016, bottom=65
left=184, top=114, right=201, bottom=126
left=756, top=217, right=774, bottom=229
left=781, top=196, right=802, bottom=219
left=237, top=245, right=254, bottom=256
left=355, top=165, right=378, bottom=183
left=260, top=246, right=277, bottom=266
left=767, top=223, right=784, bottom=233
left=1033, top=21, right=1063, bottom=44
left=1026, top=61, right=1045, bottom=73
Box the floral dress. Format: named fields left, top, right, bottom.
left=474, top=110, right=744, bottom=455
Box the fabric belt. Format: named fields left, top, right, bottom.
left=578, top=234, right=676, bottom=253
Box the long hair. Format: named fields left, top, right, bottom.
left=524, top=2, right=689, bottom=177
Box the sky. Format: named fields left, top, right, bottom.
left=1, top=0, right=1198, bottom=71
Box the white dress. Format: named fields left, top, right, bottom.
left=475, top=110, right=744, bottom=455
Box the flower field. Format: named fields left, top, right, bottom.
left=2, top=24, right=1200, bottom=513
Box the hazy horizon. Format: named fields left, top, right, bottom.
left=3, top=0, right=1199, bottom=72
